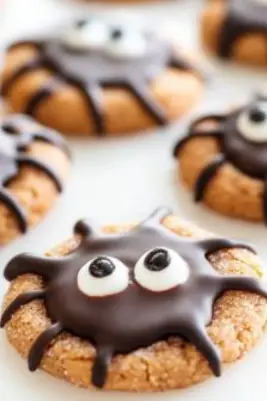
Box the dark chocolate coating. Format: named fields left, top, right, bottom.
left=1, top=26, right=200, bottom=135
left=1, top=207, right=266, bottom=388
left=0, top=115, right=68, bottom=232
left=218, top=0, right=267, bottom=58
left=173, top=96, right=267, bottom=223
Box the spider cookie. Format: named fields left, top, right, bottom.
left=2, top=207, right=267, bottom=391
left=0, top=114, right=69, bottom=245
left=1, top=16, right=203, bottom=136
left=201, top=0, right=267, bottom=66
left=173, top=95, right=267, bottom=223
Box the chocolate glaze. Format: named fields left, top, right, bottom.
left=1, top=29, right=200, bottom=135
left=218, top=0, right=267, bottom=58
left=173, top=96, right=267, bottom=223
left=0, top=115, right=68, bottom=232
left=1, top=207, right=267, bottom=388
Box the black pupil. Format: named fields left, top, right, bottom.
left=76, top=19, right=88, bottom=29
left=1, top=123, right=18, bottom=135
left=248, top=106, right=266, bottom=123
left=144, top=249, right=170, bottom=272
left=89, top=257, right=115, bottom=278
left=111, top=28, right=123, bottom=40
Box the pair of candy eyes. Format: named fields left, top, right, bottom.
left=77, top=248, right=189, bottom=297
left=238, top=101, right=267, bottom=143
left=63, top=19, right=147, bottom=59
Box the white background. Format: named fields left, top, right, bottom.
left=1, top=0, right=267, bottom=399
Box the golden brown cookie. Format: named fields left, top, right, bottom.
left=0, top=114, right=70, bottom=245
left=173, top=94, right=267, bottom=223
left=1, top=207, right=267, bottom=392
left=1, top=16, right=203, bottom=137
left=201, top=0, right=267, bottom=66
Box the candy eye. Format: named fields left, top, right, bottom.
left=63, top=18, right=109, bottom=51
left=104, top=26, right=147, bottom=59
left=134, top=248, right=189, bottom=292
left=237, top=101, right=267, bottom=143
left=77, top=256, right=129, bottom=297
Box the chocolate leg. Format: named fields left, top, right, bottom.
left=92, top=346, right=112, bottom=388
left=74, top=219, right=97, bottom=237
left=17, top=155, right=62, bottom=192
left=184, top=324, right=221, bottom=376
left=1, top=57, right=46, bottom=96
left=0, top=188, right=27, bottom=232
left=24, top=76, right=60, bottom=117
left=4, top=253, right=63, bottom=281
left=169, top=55, right=193, bottom=71
left=28, top=322, right=63, bottom=371
left=143, top=207, right=172, bottom=226
left=0, top=290, right=45, bottom=327
left=103, top=78, right=167, bottom=126
left=194, top=154, right=226, bottom=202
left=173, top=130, right=223, bottom=157
left=126, top=81, right=167, bottom=125
left=220, top=276, right=267, bottom=298
left=198, top=238, right=255, bottom=255
left=68, top=77, right=105, bottom=135
left=189, top=115, right=226, bottom=132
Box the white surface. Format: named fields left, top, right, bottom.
left=1, top=0, right=267, bottom=400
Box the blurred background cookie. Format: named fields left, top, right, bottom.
left=0, top=114, right=70, bottom=245
left=201, top=0, right=267, bottom=67
left=1, top=15, right=204, bottom=137
left=174, top=94, right=267, bottom=224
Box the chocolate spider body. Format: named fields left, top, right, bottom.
left=174, top=96, right=267, bottom=224
left=1, top=18, right=197, bottom=135
left=0, top=115, right=67, bottom=232
left=218, top=0, right=267, bottom=58
left=1, top=207, right=267, bottom=388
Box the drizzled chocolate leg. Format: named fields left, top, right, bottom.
left=17, top=155, right=62, bottom=191
left=194, top=154, right=226, bottom=202
left=143, top=207, right=172, bottom=227
left=169, top=55, right=193, bottom=71
left=24, top=76, right=60, bottom=117
left=173, top=130, right=223, bottom=157
left=0, top=188, right=27, bottom=232
left=198, top=238, right=255, bottom=254
left=92, top=346, right=113, bottom=388
left=105, top=79, right=167, bottom=126
left=220, top=276, right=267, bottom=298
left=74, top=219, right=98, bottom=237
left=1, top=57, right=46, bottom=96
left=184, top=324, right=221, bottom=376
left=28, top=322, right=63, bottom=371
left=189, top=115, right=226, bottom=132
left=69, top=78, right=105, bottom=135
left=0, top=290, right=45, bottom=327
left=128, top=80, right=167, bottom=125
left=4, top=253, right=63, bottom=281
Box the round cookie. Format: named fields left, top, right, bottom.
left=1, top=207, right=267, bottom=391
left=0, top=114, right=70, bottom=245
left=201, top=0, right=267, bottom=66
left=1, top=16, right=203, bottom=137
left=173, top=94, right=267, bottom=223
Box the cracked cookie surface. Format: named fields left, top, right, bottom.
left=2, top=211, right=267, bottom=391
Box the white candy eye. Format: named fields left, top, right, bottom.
left=134, top=248, right=189, bottom=292
left=77, top=256, right=129, bottom=297
left=63, top=19, right=108, bottom=51
left=105, top=26, right=147, bottom=59
left=237, top=101, right=267, bottom=143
